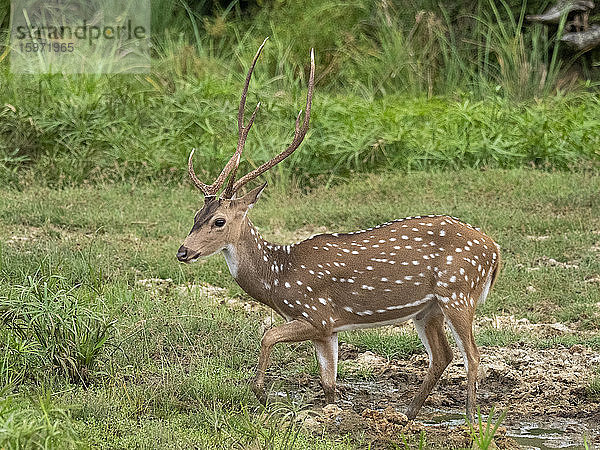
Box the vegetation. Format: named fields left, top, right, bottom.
left=1, top=0, right=599, bottom=187
left=0, top=169, right=598, bottom=447
left=588, top=367, right=600, bottom=401
left=343, top=327, right=422, bottom=360
left=0, top=391, right=77, bottom=449
left=0, top=274, right=114, bottom=386
left=467, top=407, right=507, bottom=450
left=1, top=0, right=599, bottom=447
left=401, top=430, right=427, bottom=450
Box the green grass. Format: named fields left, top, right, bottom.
left=587, top=367, right=600, bottom=401
left=0, top=274, right=114, bottom=385
left=0, top=390, right=77, bottom=449
left=2, top=72, right=599, bottom=188
left=0, top=169, right=598, bottom=447
left=467, top=406, right=507, bottom=450
left=341, top=328, right=423, bottom=360
left=1, top=0, right=600, bottom=187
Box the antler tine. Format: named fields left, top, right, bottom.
left=188, top=149, right=211, bottom=195
left=188, top=38, right=268, bottom=197
left=231, top=48, right=315, bottom=195
left=239, top=38, right=268, bottom=134
left=188, top=148, right=231, bottom=197
left=223, top=100, right=261, bottom=198
left=222, top=37, right=269, bottom=198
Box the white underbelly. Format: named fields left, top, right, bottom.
left=332, top=311, right=420, bottom=332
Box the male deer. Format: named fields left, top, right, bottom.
left=177, top=39, right=501, bottom=421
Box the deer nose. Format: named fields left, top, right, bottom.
left=177, top=245, right=188, bottom=261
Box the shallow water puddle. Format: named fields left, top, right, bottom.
left=510, top=425, right=581, bottom=450
left=425, top=412, right=592, bottom=449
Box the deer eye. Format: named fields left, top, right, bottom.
left=214, top=218, right=226, bottom=227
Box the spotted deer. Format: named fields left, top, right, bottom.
left=176, top=39, right=501, bottom=421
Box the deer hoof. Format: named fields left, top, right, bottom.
left=405, top=407, right=417, bottom=421
left=324, top=390, right=336, bottom=405
left=251, top=381, right=267, bottom=405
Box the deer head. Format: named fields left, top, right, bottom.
left=176, top=184, right=267, bottom=262
left=177, top=39, right=315, bottom=263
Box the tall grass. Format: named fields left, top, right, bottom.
left=0, top=390, right=77, bottom=449
left=0, top=0, right=598, bottom=187
left=342, top=0, right=575, bottom=99
left=0, top=272, right=114, bottom=385
left=472, top=1, right=570, bottom=100
left=343, top=7, right=453, bottom=97
left=1, top=73, right=599, bottom=188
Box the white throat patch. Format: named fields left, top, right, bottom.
left=222, top=244, right=239, bottom=278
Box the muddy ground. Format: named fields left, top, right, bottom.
left=293, top=340, right=600, bottom=449
left=140, top=279, right=600, bottom=449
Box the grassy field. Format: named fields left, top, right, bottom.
left=1, top=168, right=599, bottom=448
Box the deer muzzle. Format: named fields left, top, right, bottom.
left=177, top=245, right=195, bottom=262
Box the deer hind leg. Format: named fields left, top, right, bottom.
left=313, top=333, right=339, bottom=404
left=252, top=319, right=322, bottom=404
left=443, top=310, right=479, bottom=422
left=406, top=306, right=453, bottom=419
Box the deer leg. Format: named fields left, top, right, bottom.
left=445, top=314, right=480, bottom=422
left=313, top=333, right=339, bottom=404
left=252, top=320, right=322, bottom=404
left=406, top=308, right=453, bottom=419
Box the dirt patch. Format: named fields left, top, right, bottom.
left=136, top=278, right=278, bottom=333
left=3, top=225, right=45, bottom=245
left=516, top=256, right=580, bottom=272
left=291, top=342, right=600, bottom=448
left=136, top=278, right=266, bottom=313
left=2, top=224, right=144, bottom=248
left=475, top=314, right=576, bottom=337
left=526, top=235, right=550, bottom=241
left=136, top=278, right=228, bottom=298
left=296, top=315, right=600, bottom=447
left=301, top=401, right=519, bottom=449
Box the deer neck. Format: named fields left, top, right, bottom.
left=221, top=218, right=290, bottom=312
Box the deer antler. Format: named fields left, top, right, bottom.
left=188, top=38, right=268, bottom=197
left=226, top=48, right=315, bottom=197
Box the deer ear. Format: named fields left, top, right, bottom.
left=236, top=181, right=267, bottom=209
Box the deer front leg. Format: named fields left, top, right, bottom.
left=252, top=319, right=322, bottom=404
left=313, top=333, right=338, bottom=404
